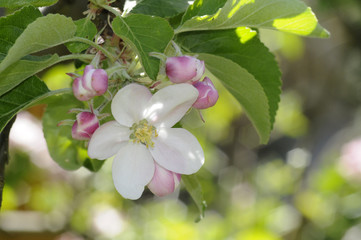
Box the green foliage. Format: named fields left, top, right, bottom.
left=42, top=93, right=104, bottom=171
left=0, top=54, right=59, bottom=96
left=0, top=76, right=50, bottom=132
left=0, top=6, right=42, bottom=55
left=112, top=14, right=174, bottom=80
left=0, top=0, right=332, bottom=213
left=177, top=27, right=281, bottom=132
left=181, top=0, right=227, bottom=24
left=199, top=53, right=271, bottom=144
left=176, top=0, right=330, bottom=38
left=65, top=18, right=98, bottom=53
left=0, top=14, right=76, bottom=73
left=131, top=0, right=189, bottom=18
left=0, top=0, right=58, bottom=8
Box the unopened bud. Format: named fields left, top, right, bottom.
left=72, top=77, right=95, bottom=101
left=71, top=112, right=100, bottom=140
left=166, top=56, right=205, bottom=83
left=82, top=65, right=108, bottom=96
left=148, top=163, right=181, bottom=197
left=72, top=65, right=108, bottom=101
left=192, top=77, right=219, bottom=109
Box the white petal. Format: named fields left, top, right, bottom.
left=143, top=84, right=198, bottom=128
left=111, top=84, right=152, bottom=127
left=112, top=142, right=155, bottom=200
left=150, top=128, right=204, bottom=174
left=88, top=121, right=130, bottom=160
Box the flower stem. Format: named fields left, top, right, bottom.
left=99, top=3, right=123, bottom=18
left=57, top=54, right=94, bottom=63
left=65, top=37, right=117, bottom=63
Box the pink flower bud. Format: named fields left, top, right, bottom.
left=82, top=65, right=108, bottom=96
left=71, top=112, right=100, bottom=140
left=166, top=56, right=205, bottom=83
left=192, top=77, right=219, bottom=109
left=72, top=77, right=95, bottom=101
left=148, top=163, right=181, bottom=197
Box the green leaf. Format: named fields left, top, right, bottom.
left=0, top=0, right=57, bottom=8
left=177, top=27, right=281, bottom=130
left=181, top=0, right=227, bottom=24
left=42, top=93, right=103, bottom=171
left=0, top=54, right=60, bottom=96
left=0, top=76, right=50, bottom=133
left=0, top=14, right=76, bottom=73
left=176, top=0, right=329, bottom=38
left=131, top=0, right=189, bottom=18
left=182, top=174, right=207, bottom=222
left=65, top=18, right=97, bottom=53
left=0, top=6, right=42, bottom=55
left=112, top=14, right=174, bottom=80
left=199, top=53, right=271, bottom=143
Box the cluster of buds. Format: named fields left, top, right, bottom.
left=165, top=55, right=219, bottom=109
left=63, top=65, right=109, bottom=141
left=73, top=65, right=108, bottom=101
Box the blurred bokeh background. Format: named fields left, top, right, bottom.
left=2, top=0, right=361, bottom=239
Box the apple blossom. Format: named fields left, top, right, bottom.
left=166, top=56, right=205, bottom=83
left=193, top=77, right=219, bottom=109
left=87, top=83, right=204, bottom=199
left=72, top=112, right=100, bottom=140
left=148, top=163, right=181, bottom=197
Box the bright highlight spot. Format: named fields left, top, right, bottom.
left=235, top=27, right=257, bottom=43
left=273, top=8, right=317, bottom=36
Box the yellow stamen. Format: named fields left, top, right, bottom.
left=129, top=119, right=158, bottom=148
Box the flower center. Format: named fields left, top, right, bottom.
left=129, top=119, right=158, bottom=148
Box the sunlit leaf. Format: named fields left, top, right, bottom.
left=176, top=0, right=329, bottom=38
left=131, top=0, right=189, bottom=18
left=181, top=0, right=227, bottom=24
left=198, top=53, right=270, bottom=143
left=65, top=18, right=97, bottom=53
left=112, top=14, right=174, bottom=80
left=182, top=174, right=207, bottom=222
left=0, top=0, right=57, bottom=8
left=0, top=14, right=76, bottom=73
left=0, top=76, right=50, bottom=132
left=177, top=27, right=281, bottom=130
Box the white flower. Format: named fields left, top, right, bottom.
left=88, top=83, right=204, bottom=199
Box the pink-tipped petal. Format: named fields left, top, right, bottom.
left=191, top=59, right=205, bottom=82
left=72, top=77, right=95, bottom=101
left=150, top=128, right=204, bottom=174
left=111, top=84, right=152, bottom=127
left=166, top=56, right=205, bottom=83
left=91, top=69, right=108, bottom=95
left=72, top=121, right=91, bottom=140
left=71, top=112, right=99, bottom=140
left=143, top=83, right=198, bottom=128
left=192, top=77, right=219, bottom=109
left=148, top=163, right=176, bottom=197
left=88, top=121, right=130, bottom=160
left=112, top=142, right=155, bottom=200
left=82, top=69, right=96, bottom=95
